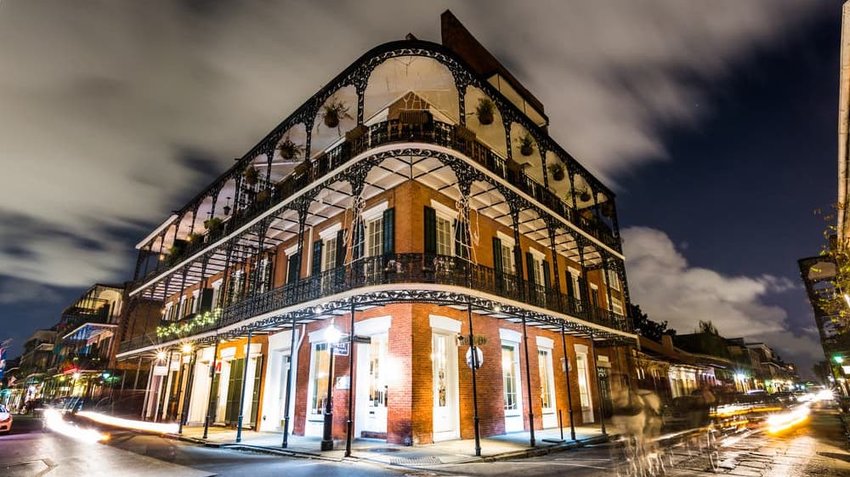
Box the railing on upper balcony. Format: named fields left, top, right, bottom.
left=119, top=253, right=631, bottom=354
left=138, top=118, right=620, bottom=285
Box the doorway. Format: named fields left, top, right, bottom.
left=355, top=333, right=388, bottom=438
left=432, top=332, right=459, bottom=441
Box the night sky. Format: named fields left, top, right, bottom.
left=0, top=1, right=839, bottom=378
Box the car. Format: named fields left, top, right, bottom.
left=0, top=405, right=13, bottom=434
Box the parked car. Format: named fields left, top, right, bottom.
left=0, top=405, right=13, bottom=434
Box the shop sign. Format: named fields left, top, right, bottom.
left=465, top=346, right=483, bottom=369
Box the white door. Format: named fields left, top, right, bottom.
left=356, top=333, right=388, bottom=436
left=538, top=348, right=557, bottom=429
left=575, top=352, right=594, bottom=423
left=215, top=360, right=230, bottom=423
left=502, top=342, right=524, bottom=432
left=432, top=332, right=459, bottom=441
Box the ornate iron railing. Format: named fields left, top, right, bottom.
left=138, top=118, right=620, bottom=285
left=120, top=253, right=630, bottom=354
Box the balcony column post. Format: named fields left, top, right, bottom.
left=609, top=200, right=621, bottom=240
left=173, top=348, right=187, bottom=424
left=178, top=266, right=189, bottom=320
left=457, top=83, right=467, bottom=127
left=547, top=221, right=563, bottom=308
left=356, top=82, right=366, bottom=125
left=504, top=117, right=513, bottom=163
left=520, top=314, right=536, bottom=447
left=178, top=348, right=197, bottom=434
left=560, top=321, right=577, bottom=441
left=575, top=236, right=591, bottom=317
left=345, top=301, right=356, bottom=457
left=588, top=332, right=607, bottom=436
left=220, top=241, right=236, bottom=309
left=467, top=302, right=482, bottom=456
left=601, top=254, right=614, bottom=323
left=539, top=145, right=549, bottom=190
left=189, top=206, right=199, bottom=236
left=156, top=348, right=173, bottom=422
left=281, top=316, right=298, bottom=448
left=264, top=143, right=274, bottom=185
left=509, top=202, right=524, bottom=301
left=567, top=169, right=578, bottom=217
left=235, top=329, right=253, bottom=443
left=293, top=197, right=311, bottom=293
left=202, top=338, right=220, bottom=439
left=248, top=219, right=270, bottom=298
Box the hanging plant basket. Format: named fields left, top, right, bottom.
left=548, top=163, right=565, bottom=182
left=256, top=189, right=270, bottom=203
left=244, top=167, right=258, bottom=185
left=577, top=188, right=592, bottom=203
left=277, top=138, right=303, bottom=161
left=458, top=334, right=488, bottom=347
left=475, top=98, right=494, bottom=125
left=204, top=217, right=223, bottom=233
left=518, top=133, right=534, bottom=156
left=321, top=100, right=352, bottom=129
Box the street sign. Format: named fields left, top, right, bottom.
left=334, top=341, right=349, bottom=356
left=465, top=347, right=483, bottom=370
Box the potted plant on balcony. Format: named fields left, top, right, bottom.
left=475, top=98, right=494, bottom=125
left=186, top=232, right=203, bottom=244
left=256, top=189, right=270, bottom=204
left=548, top=162, right=565, bottom=181
left=517, top=132, right=534, bottom=156
left=277, top=138, right=304, bottom=161
left=204, top=217, right=223, bottom=234
left=321, top=99, right=352, bottom=130
left=244, top=166, right=259, bottom=186
left=574, top=186, right=592, bottom=204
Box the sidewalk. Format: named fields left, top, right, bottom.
left=170, top=424, right=609, bottom=466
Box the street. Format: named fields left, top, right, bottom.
left=0, top=416, right=400, bottom=477
left=1, top=405, right=849, bottom=476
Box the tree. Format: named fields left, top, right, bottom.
left=630, top=304, right=676, bottom=342
left=698, top=320, right=719, bottom=336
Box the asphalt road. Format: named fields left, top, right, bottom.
left=2, top=404, right=849, bottom=477
left=0, top=415, right=402, bottom=477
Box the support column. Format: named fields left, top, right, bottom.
left=321, top=332, right=336, bottom=451
left=141, top=359, right=155, bottom=419
left=547, top=223, right=563, bottom=306
left=235, top=329, right=253, bottom=443
left=179, top=349, right=198, bottom=434
left=156, top=349, right=174, bottom=422
left=509, top=204, right=524, bottom=301
left=588, top=333, right=606, bottom=436
left=345, top=301, right=356, bottom=457
left=521, top=315, right=535, bottom=447
left=203, top=339, right=220, bottom=439
left=468, top=303, right=482, bottom=456
left=281, top=316, right=298, bottom=448
left=560, top=322, right=576, bottom=441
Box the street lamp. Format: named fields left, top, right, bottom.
left=321, top=320, right=341, bottom=451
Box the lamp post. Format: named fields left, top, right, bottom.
left=321, top=320, right=341, bottom=451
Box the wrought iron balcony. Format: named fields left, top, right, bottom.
left=138, top=118, right=621, bottom=286
left=120, top=253, right=631, bottom=354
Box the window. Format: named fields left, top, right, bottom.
left=228, top=270, right=244, bottom=305
left=611, top=297, right=624, bottom=316
left=211, top=280, right=223, bottom=309
left=436, top=216, right=453, bottom=256
left=309, top=343, right=330, bottom=416
left=163, top=302, right=174, bottom=322
left=323, top=236, right=337, bottom=271
left=500, top=243, right=514, bottom=275
left=538, top=349, right=555, bottom=413
left=191, top=291, right=200, bottom=314
left=366, top=217, right=383, bottom=257
left=502, top=343, right=520, bottom=411
left=605, top=269, right=621, bottom=291
left=569, top=271, right=582, bottom=301
left=576, top=353, right=591, bottom=409
left=257, top=259, right=271, bottom=294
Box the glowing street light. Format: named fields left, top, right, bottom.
left=181, top=343, right=193, bottom=354
left=156, top=351, right=167, bottom=362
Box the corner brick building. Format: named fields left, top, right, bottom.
left=116, top=11, right=637, bottom=449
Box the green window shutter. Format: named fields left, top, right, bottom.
left=354, top=221, right=364, bottom=260
left=526, top=252, right=535, bottom=285
left=312, top=240, right=323, bottom=275
left=287, top=252, right=300, bottom=284
left=383, top=208, right=395, bottom=255
left=566, top=271, right=575, bottom=297
left=492, top=237, right=503, bottom=272
left=424, top=206, right=437, bottom=255
left=543, top=260, right=551, bottom=288
left=335, top=229, right=346, bottom=265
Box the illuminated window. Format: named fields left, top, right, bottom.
left=309, top=343, right=330, bottom=416
left=436, top=216, right=453, bottom=256
left=502, top=344, right=520, bottom=411
left=538, top=348, right=555, bottom=412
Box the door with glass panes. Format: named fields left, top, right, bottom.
left=432, top=332, right=459, bottom=441
left=356, top=333, right=388, bottom=437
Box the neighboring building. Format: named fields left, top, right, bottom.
left=115, top=11, right=636, bottom=448
left=47, top=284, right=124, bottom=399
left=634, top=335, right=721, bottom=403
left=744, top=342, right=797, bottom=393
left=799, top=1, right=850, bottom=393
left=20, top=329, right=57, bottom=375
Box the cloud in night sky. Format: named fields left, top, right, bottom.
left=0, top=1, right=831, bottom=367
left=622, top=226, right=823, bottom=365
left=0, top=1, right=823, bottom=291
